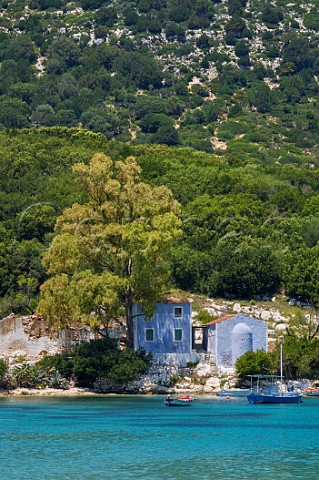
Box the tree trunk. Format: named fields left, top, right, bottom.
left=125, top=286, right=134, bottom=348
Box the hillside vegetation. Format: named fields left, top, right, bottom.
left=1, top=2, right=319, bottom=315
left=0, top=0, right=319, bottom=154
left=1, top=127, right=319, bottom=317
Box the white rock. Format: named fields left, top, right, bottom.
left=276, top=323, right=288, bottom=332
left=12, top=350, right=26, bottom=358
left=196, top=364, right=213, bottom=377
left=233, top=303, right=242, bottom=312
left=205, top=377, right=220, bottom=388
left=260, top=311, right=273, bottom=320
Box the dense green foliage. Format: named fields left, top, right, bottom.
left=0, top=358, right=9, bottom=388
left=281, top=335, right=319, bottom=379
left=2, top=0, right=319, bottom=317
left=2, top=128, right=319, bottom=315
left=236, top=327, right=319, bottom=380
left=37, top=338, right=152, bottom=388
left=37, top=152, right=181, bottom=346
left=279, top=311, right=319, bottom=378
left=0, top=128, right=108, bottom=316
left=0, top=338, right=152, bottom=390
left=235, top=349, right=275, bottom=377
left=0, top=0, right=319, bottom=153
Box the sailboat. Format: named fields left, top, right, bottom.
left=247, top=345, right=303, bottom=404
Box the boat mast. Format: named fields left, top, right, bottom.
left=280, top=343, right=283, bottom=396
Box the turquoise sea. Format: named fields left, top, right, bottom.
left=0, top=395, right=318, bottom=480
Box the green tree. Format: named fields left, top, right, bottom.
left=235, top=40, right=249, bottom=58
left=302, top=196, right=319, bottom=216
left=30, top=104, right=55, bottom=126
left=134, top=96, right=170, bottom=119
left=169, top=0, right=192, bottom=23
left=0, top=98, right=31, bottom=128
left=300, top=217, right=319, bottom=247
left=0, top=359, right=9, bottom=389
left=165, top=22, right=186, bottom=41
left=47, top=37, right=81, bottom=72
left=261, top=6, right=283, bottom=26
left=284, top=246, right=319, bottom=305
left=18, top=204, right=57, bottom=241
left=281, top=333, right=319, bottom=379
left=79, top=107, right=119, bottom=137
left=80, top=0, right=107, bottom=9
left=8, top=83, right=36, bottom=104
left=139, top=113, right=173, bottom=133
left=38, top=153, right=181, bottom=346
left=152, top=124, right=179, bottom=146
left=249, top=82, right=274, bottom=113
left=304, top=12, right=319, bottom=31
left=0, top=238, right=45, bottom=299
left=225, top=16, right=246, bottom=40
left=5, top=35, right=36, bottom=63
left=235, top=349, right=275, bottom=377
left=209, top=238, right=282, bottom=298
left=113, top=52, right=163, bottom=89
left=281, top=33, right=317, bottom=72
left=95, top=6, right=118, bottom=27
left=172, top=244, right=213, bottom=292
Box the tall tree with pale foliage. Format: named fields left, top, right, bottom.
left=38, top=153, right=181, bottom=347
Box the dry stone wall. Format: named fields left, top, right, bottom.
left=0, top=314, right=92, bottom=364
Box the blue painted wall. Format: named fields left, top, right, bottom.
left=133, top=302, right=192, bottom=354
left=207, top=314, right=268, bottom=367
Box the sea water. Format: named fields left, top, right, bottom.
left=0, top=395, right=318, bottom=480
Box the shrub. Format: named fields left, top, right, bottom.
left=12, top=363, right=45, bottom=388
left=235, top=350, right=275, bottom=377
left=196, top=310, right=216, bottom=324
left=186, top=361, right=199, bottom=368
left=0, top=359, right=9, bottom=389
left=304, top=12, right=319, bottom=31
left=169, top=373, right=180, bottom=386
left=37, top=338, right=152, bottom=388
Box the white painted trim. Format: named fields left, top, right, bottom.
left=145, top=328, right=155, bottom=342
left=173, top=306, right=183, bottom=318
left=174, top=328, right=183, bottom=342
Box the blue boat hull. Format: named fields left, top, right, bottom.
left=247, top=393, right=302, bottom=404
left=165, top=400, right=192, bottom=407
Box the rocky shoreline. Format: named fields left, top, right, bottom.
left=0, top=364, right=236, bottom=397
left=0, top=387, right=97, bottom=396
left=0, top=388, right=220, bottom=397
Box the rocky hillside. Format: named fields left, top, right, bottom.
left=2, top=3, right=319, bottom=317
left=1, top=0, right=319, bottom=155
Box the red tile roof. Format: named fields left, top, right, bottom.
left=162, top=295, right=190, bottom=304
left=204, top=314, right=237, bottom=326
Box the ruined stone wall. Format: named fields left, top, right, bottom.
left=0, top=314, right=92, bottom=363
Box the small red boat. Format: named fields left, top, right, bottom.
left=304, top=381, right=319, bottom=397
left=164, top=395, right=193, bottom=406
